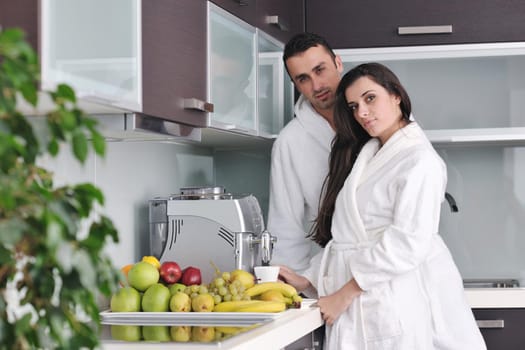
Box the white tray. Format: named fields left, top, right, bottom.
left=100, top=310, right=283, bottom=326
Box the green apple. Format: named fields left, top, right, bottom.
left=170, top=325, right=191, bottom=342
left=142, top=283, right=171, bottom=312
left=192, top=326, right=215, bottom=343
left=168, top=283, right=186, bottom=295
left=127, top=261, right=160, bottom=292
left=110, top=286, right=141, bottom=312
left=191, top=293, right=215, bottom=312
left=110, top=325, right=142, bottom=341
left=169, top=292, right=191, bottom=312
left=142, top=326, right=171, bottom=342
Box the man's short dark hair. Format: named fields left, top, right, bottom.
left=283, top=32, right=336, bottom=63
left=283, top=32, right=336, bottom=77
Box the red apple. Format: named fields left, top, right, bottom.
left=159, top=261, right=182, bottom=284
left=181, top=266, right=201, bottom=286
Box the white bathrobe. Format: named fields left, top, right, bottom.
left=267, top=95, right=335, bottom=272
left=312, top=123, right=486, bottom=350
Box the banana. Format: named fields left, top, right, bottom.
left=245, top=282, right=298, bottom=298
left=213, top=300, right=261, bottom=312
left=258, top=289, right=291, bottom=304
left=213, top=300, right=286, bottom=313
left=235, top=301, right=286, bottom=313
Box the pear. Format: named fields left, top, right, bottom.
left=191, top=293, right=215, bottom=312
left=170, top=325, right=192, bottom=342
left=170, top=292, right=191, bottom=312
left=192, top=326, right=216, bottom=343
left=230, top=269, right=255, bottom=289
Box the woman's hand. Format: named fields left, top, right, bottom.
left=317, top=279, right=362, bottom=326
left=278, top=265, right=312, bottom=293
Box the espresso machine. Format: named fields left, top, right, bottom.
left=149, top=186, right=276, bottom=283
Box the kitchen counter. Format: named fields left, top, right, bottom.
left=465, top=288, right=525, bottom=308
left=101, top=304, right=323, bottom=350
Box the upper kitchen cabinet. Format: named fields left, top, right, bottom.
left=210, top=0, right=256, bottom=25
left=141, top=0, right=209, bottom=127
left=41, top=0, right=141, bottom=112
left=337, top=42, right=525, bottom=146
left=208, top=3, right=257, bottom=135
left=15, top=0, right=209, bottom=127
left=306, top=0, right=525, bottom=49
left=258, top=31, right=294, bottom=138
left=0, top=0, right=38, bottom=51
left=256, top=0, right=305, bottom=44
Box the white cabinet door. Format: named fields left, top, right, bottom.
left=41, top=0, right=141, bottom=111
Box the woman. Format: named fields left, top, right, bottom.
left=279, top=63, right=486, bottom=349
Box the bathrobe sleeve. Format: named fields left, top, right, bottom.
left=348, top=147, right=446, bottom=291
left=267, top=133, right=313, bottom=271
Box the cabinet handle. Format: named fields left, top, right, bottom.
left=233, top=0, right=248, bottom=6
left=266, top=15, right=290, bottom=32
left=183, top=98, right=214, bottom=113
left=398, top=25, right=453, bottom=35
left=476, top=319, right=504, bottom=329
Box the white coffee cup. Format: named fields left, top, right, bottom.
left=254, top=266, right=280, bottom=283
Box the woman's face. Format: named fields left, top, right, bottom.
left=344, top=76, right=404, bottom=145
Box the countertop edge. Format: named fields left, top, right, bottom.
left=465, top=288, right=525, bottom=308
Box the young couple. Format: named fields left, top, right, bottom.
left=268, top=33, right=486, bottom=349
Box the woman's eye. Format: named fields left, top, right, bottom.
left=366, top=94, right=375, bottom=102
left=348, top=104, right=357, bottom=111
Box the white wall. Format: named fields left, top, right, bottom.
left=38, top=139, right=214, bottom=268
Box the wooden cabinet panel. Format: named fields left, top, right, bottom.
left=210, top=0, right=256, bottom=25
left=306, top=0, right=525, bottom=49
left=0, top=0, right=38, bottom=51
left=256, top=0, right=304, bottom=44
left=473, top=308, right=525, bottom=350
left=142, top=0, right=208, bottom=127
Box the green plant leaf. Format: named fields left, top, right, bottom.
left=55, top=84, right=76, bottom=104
left=47, top=138, right=59, bottom=156
left=19, top=81, right=38, bottom=107
left=72, top=131, right=88, bottom=163
left=90, top=129, right=106, bottom=156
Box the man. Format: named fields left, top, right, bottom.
left=267, top=33, right=343, bottom=275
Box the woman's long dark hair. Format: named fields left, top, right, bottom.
left=309, top=63, right=413, bottom=247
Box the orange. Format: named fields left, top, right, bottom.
left=119, top=264, right=134, bottom=286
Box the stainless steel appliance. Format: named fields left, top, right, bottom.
left=149, top=186, right=276, bottom=283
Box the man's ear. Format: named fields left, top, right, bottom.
left=335, top=55, right=344, bottom=73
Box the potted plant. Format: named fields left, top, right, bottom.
left=0, top=28, right=121, bottom=349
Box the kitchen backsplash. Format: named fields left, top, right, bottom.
left=37, top=138, right=214, bottom=268
left=437, top=145, right=525, bottom=284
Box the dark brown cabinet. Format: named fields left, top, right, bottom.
left=473, top=308, right=525, bottom=349
left=142, top=0, right=208, bottom=127
left=0, top=0, right=38, bottom=51
left=256, top=0, right=305, bottom=44
left=306, top=0, right=525, bottom=49
left=210, top=0, right=257, bottom=25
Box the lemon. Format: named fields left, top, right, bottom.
left=142, top=256, right=161, bottom=270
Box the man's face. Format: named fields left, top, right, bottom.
left=285, top=45, right=343, bottom=114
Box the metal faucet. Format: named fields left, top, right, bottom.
left=249, top=230, right=277, bottom=266
left=444, top=192, right=458, bottom=212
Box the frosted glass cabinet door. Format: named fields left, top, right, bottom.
left=208, top=3, right=257, bottom=134
left=41, top=0, right=141, bottom=111
left=257, top=32, right=289, bottom=137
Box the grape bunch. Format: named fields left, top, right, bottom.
left=207, top=271, right=252, bottom=305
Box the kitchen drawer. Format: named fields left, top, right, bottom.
left=473, top=308, right=525, bottom=350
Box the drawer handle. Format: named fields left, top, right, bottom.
left=266, top=15, right=290, bottom=32
left=476, top=319, right=505, bottom=329
left=183, top=98, right=214, bottom=113
left=398, top=25, right=453, bottom=35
